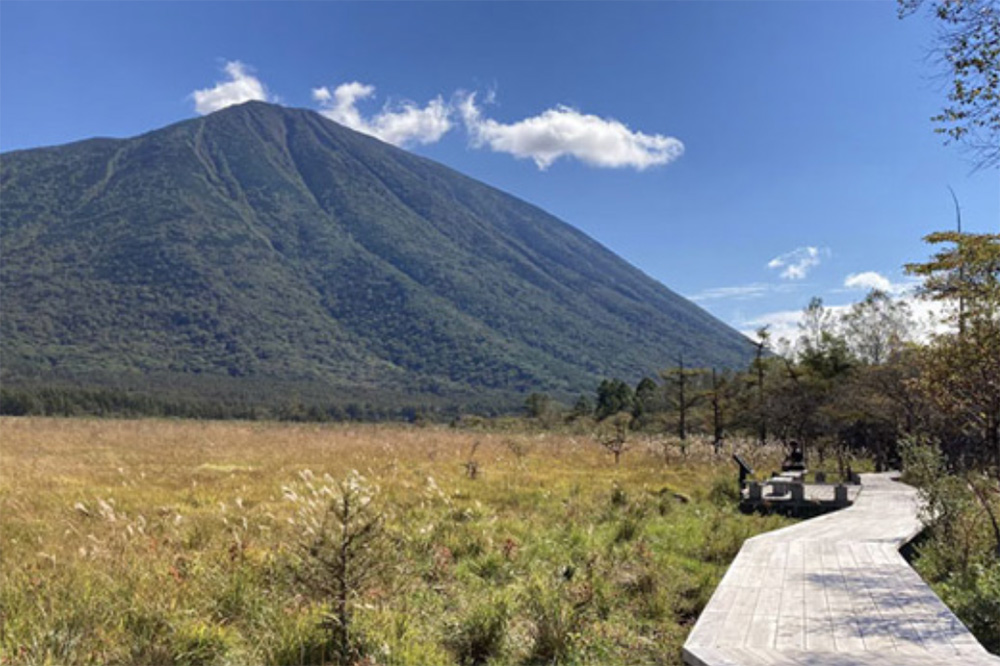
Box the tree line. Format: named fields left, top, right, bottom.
left=0, top=384, right=481, bottom=424
left=530, top=231, right=999, bottom=478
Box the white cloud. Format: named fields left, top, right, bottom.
left=190, top=70, right=682, bottom=168
left=909, top=297, right=954, bottom=339
left=767, top=246, right=826, bottom=280
left=312, top=83, right=452, bottom=147
left=843, top=271, right=892, bottom=292
left=737, top=292, right=951, bottom=350
left=312, top=86, right=332, bottom=103
left=738, top=308, right=809, bottom=347
left=457, top=92, right=684, bottom=170
left=192, top=61, right=271, bottom=115
left=842, top=271, right=921, bottom=296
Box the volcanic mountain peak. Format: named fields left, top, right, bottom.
left=0, top=101, right=752, bottom=409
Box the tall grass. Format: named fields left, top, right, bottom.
left=0, top=418, right=791, bottom=665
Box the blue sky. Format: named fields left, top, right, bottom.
left=2, top=2, right=997, bottom=343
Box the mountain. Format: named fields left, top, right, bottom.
left=0, top=101, right=752, bottom=411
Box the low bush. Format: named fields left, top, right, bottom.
left=444, top=596, right=510, bottom=665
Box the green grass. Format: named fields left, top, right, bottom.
left=0, top=418, right=792, bottom=665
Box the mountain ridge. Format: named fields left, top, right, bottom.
left=0, top=101, right=752, bottom=410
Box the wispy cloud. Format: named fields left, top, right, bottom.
left=312, top=83, right=452, bottom=147
left=457, top=92, right=684, bottom=170
left=688, top=282, right=802, bottom=303
left=767, top=246, right=827, bottom=280
left=192, top=61, right=272, bottom=115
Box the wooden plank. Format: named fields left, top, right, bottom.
left=746, top=613, right=779, bottom=649
left=774, top=612, right=806, bottom=651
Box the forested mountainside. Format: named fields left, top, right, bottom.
left=0, top=101, right=752, bottom=411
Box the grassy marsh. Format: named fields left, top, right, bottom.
left=0, top=417, right=792, bottom=665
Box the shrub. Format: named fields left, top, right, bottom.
left=707, top=474, right=740, bottom=507
left=613, top=515, right=644, bottom=544
left=524, top=580, right=588, bottom=664
left=444, top=597, right=510, bottom=665
left=938, top=563, right=1000, bottom=654
left=256, top=605, right=337, bottom=666
left=466, top=551, right=512, bottom=584
left=609, top=482, right=628, bottom=508
left=671, top=568, right=715, bottom=626
left=172, top=620, right=232, bottom=666
left=700, top=510, right=750, bottom=563
left=212, top=565, right=265, bottom=625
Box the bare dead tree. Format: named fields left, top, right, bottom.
left=600, top=413, right=631, bottom=465
left=661, top=355, right=707, bottom=453
left=464, top=440, right=482, bottom=479
left=711, top=368, right=725, bottom=454
left=753, top=326, right=771, bottom=446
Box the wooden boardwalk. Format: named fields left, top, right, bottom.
left=683, top=473, right=1000, bottom=666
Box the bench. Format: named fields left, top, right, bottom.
left=767, top=469, right=806, bottom=497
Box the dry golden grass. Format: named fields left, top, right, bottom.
left=0, top=417, right=791, bottom=666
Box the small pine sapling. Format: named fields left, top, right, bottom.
left=285, top=470, right=385, bottom=665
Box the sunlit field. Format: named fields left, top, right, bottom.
left=0, top=417, right=793, bottom=666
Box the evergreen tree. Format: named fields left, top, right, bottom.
left=595, top=379, right=634, bottom=421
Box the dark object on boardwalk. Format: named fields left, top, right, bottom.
left=782, top=441, right=806, bottom=472
left=732, top=453, right=754, bottom=489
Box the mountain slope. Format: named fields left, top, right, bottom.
left=0, top=101, right=752, bottom=408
